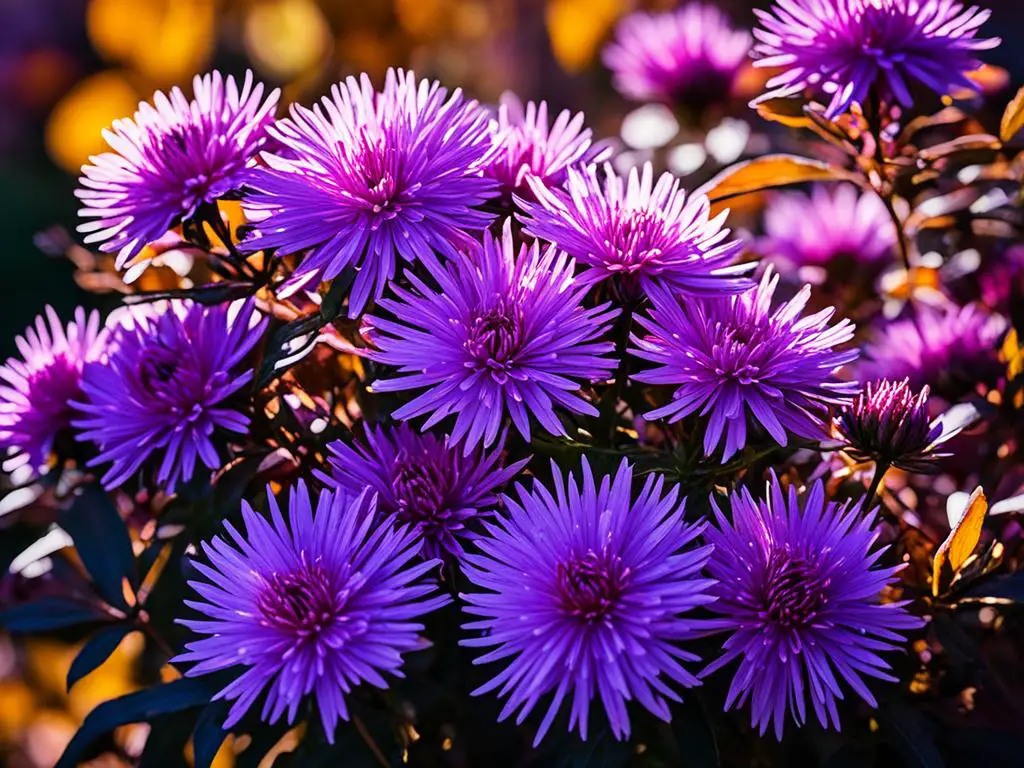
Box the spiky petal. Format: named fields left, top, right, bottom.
left=367, top=222, right=618, bottom=454
left=703, top=475, right=922, bottom=738
left=461, top=458, right=715, bottom=745
left=175, top=481, right=449, bottom=741
left=631, top=269, right=858, bottom=460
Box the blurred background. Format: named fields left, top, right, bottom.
left=0, top=0, right=1022, bottom=764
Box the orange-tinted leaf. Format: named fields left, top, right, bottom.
left=1000, top=85, right=1024, bottom=144
left=754, top=98, right=812, bottom=128
left=932, top=486, right=987, bottom=597
left=696, top=154, right=859, bottom=203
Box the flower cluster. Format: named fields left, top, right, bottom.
left=4, top=0, right=1016, bottom=762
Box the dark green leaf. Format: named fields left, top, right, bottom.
left=56, top=677, right=218, bottom=768
left=193, top=700, right=231, bottom=768
left=671, top=694, right=719, bottom=768
left=139, top=712, right=195, bottom=768
left=0, top=597, right=108, bottom=632
left=877, top=702, right=945, bottom=768
left=67, top=625, right=135, bottom=690
left=61, top=485, right=138, bottom=610
left=124, top=282, right=254, bottom=306
left=963, top=572, right=1024, bottom=603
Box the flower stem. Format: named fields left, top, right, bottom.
left=864, top=459, right=891, bottom=515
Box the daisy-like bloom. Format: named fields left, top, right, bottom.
left=77, top=71, right=279, bottom=268
left=367, top=223, right=618, bottom=453
left=316, top=424, right=529, bottom=559
left=602, top=3, right=751, bottom=106
left=835, top=378, right=961, bottom=472
left=241, top=68, right=496, bottom=315
left=517, top=162, right=752, bottom=298
left=751, top=0, right=1001, bottom=119
left=762, top=185, right=896, bottom=269
left=631, top=269, right=859, bottom=460
left=861, top=304, right=1006, bottom=398
left=703, top=475, right=922, bottom=738
left=461, top=458, right=715, bottom=745
left=0, top=307, right=106, bottom=473
left=485, top=93, right=611, bottom=203
left=175, top=481, right=449, bottom=740
left=72, top=301, right=266, bottom=492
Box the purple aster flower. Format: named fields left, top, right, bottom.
left=861, top=303, right=1006, bottom=398
left=72, top=300, right=266, bottom=492
left=751, top=0, right=1000, bottom=119
left=175, top=481, right=449, bottom=740
left=367, top=223, right=618, bottom=453
left=0, top=307, right=106, bottom=474
left=76, top=71, right=279, bottom=268
left=631, top=269, right=859, bottom=460
left=484, top=93, right=611, bottom=203
left=461, top=458, right=715, bottom=744
left=315, top=424, right=529, bottom=559
left=602, top=3, right=751, bottom=106
left=517, top=162, right=753, bottom=299
left=703, top=475, right=922, bottom=738
left=834, top=378, right=962, bottom=472
left=240, top=68, right=497, bottom=315
left=762, top=185, right=896, bottom=270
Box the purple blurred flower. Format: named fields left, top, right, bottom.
left=0, top=307, right=106, bottom=473
left=461, top=458, right=714, bottom=744
left=518, top=162, right=752, bottom=298
left=368, top=223, right=618, bottom=453
left=603, top=3, right=750, bottom=105
left=73, top=301, right=265, bottom=492
left=751, top=0, right=1000, bottom=119
left=762, top=185, right=896, bottom=269
left=175, top=481, right=449, bottom=740
left=316, top=424, right=529, bottom=559
left=703, top=475, right=922, bottom=738
left=485, top=93, right=611, bottom=203
left=241, top=69, right=496, bottom=315
left=862, top=304, right=1006, bottom=397
left=77, top=71, right=279, bottom=268
left=631, top=269, right=858, bottom=460
left=835, top=378, right=958, bottom=472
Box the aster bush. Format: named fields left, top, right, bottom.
left=2, top=3, right=1024, bottom=765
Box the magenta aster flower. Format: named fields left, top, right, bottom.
left=461, top=458, right=715, bottom=745
left=484, top=93, right=611, bottom=203
left=834, top=378, right=963, bottom=472
left=175, top=481, right=449, bottom=740
left=368, top=224, right=618, bottom=453
left=240, top=68, right=497, bottom=315
left=861, top=303, right=1006, bottom=398
left=631, top=270, right=859, bottom=460
left=602, top=3, right=750, bottom=106
left=76, top=71, right=279, bottom=268
left=72, top=300, right=266, bottom=492
left=316, top=424, right=529, bottom=559
left=0, top=307, right=106, bottom=473
left=703, top=475, right=922, bottom=738
left=762, top=185, right=896, bottom=269
left=751, top=0, right=1000, bottom=119
left=517, top=162, right=752, bottom=298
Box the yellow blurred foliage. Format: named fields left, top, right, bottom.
left=45, top=70, right=140, bottom=174
left=545, top=0, right=620, bottom=73
left=87, top=0, right=215, bottom=83
left=244, top=0, right=331, bottom=81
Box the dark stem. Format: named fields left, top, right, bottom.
left=863, top=459, right=891, bottom=516
left=598, top=299, right=636, bottom=445
left=353, top=715, right=389, bottom=768
left=864, top=91, right=911, bottom=272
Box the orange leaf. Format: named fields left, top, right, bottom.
left=754, top=99, right=812, bottom=129
left=999, top=85, right=1024, bottom=144
left=932, top=486, right=987, bottom=597
left=696, top=154, right=860, bottom=204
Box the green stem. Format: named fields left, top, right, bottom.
left=599, top=302, right=636, bottom=445
left=864, top=459, right=891, bottom=516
